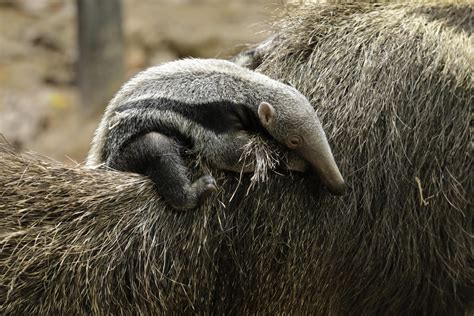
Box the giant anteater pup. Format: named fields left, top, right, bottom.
left=87, top=58, right=345, bottom=209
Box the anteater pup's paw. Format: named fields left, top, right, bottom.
left=193, top=174, right=217, bottom=205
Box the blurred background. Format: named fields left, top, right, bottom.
left=0, top=0, right=282, bottom=163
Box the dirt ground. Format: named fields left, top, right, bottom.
left=0, top=0, right=280, bottom=163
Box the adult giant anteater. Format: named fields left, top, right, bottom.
left=1, top=2, right=472, bottom=315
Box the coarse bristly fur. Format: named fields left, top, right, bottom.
left=1, top=2, right=473, bottom=315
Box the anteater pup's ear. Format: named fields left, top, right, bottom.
left=258, top=102, right=276, bottom=127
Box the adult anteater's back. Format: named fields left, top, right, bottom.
left=241, top=2, right=473, bottom=314
left=1, top=2, right=472, bottom=315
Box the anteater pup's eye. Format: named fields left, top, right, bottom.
left=288, top=136, right=301, bottom=148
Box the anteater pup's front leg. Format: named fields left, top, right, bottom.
left=107, top=132, right=217, bottom=210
